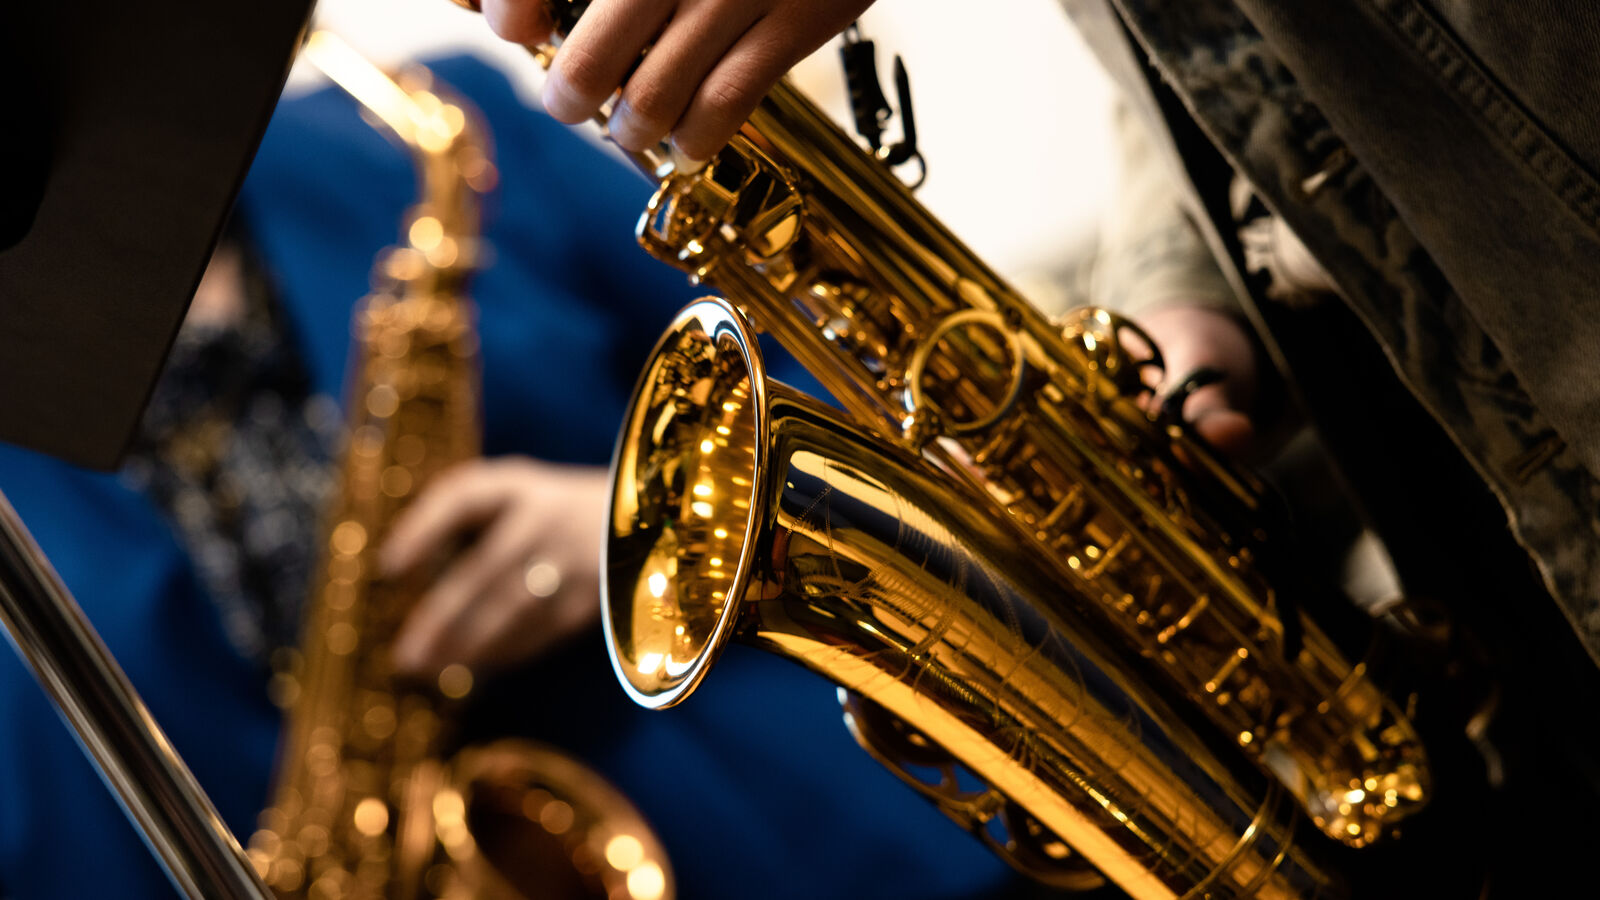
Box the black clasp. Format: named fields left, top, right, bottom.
left=1157, top=367, right=1225, bottom=424
left=839, top=23, right=925, bottom=187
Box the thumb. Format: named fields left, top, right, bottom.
left=1190, top=407, right=1255, bottom=458
left=1161, top=368, right=1254, bottom=459
left=478, top=0, right=556, bottom=44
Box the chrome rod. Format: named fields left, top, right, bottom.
left=0, top=489, right=273, bottom=900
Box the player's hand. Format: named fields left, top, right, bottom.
left=1136, top=306, right=1259, bottom=458
left=480, top=0, right=877, bottom=159
left=379, top=457, right=609, bottom=676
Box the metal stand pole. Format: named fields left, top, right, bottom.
left=0, top=489, right=273, bottom=900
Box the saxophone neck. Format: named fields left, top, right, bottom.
left=301, top=30, right=496, bottom=300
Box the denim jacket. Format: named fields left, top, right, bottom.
left=1062, top=0, right=1600, bottom=671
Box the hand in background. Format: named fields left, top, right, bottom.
left=480, top=0, right=876, bottom=159
left=378, top=457, right=609, bottom=677
left=1136, top=305, right=1259, bottom=458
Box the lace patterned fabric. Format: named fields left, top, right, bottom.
left=120, top=242, right=341, bottom=665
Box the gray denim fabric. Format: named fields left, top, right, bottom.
left=1060, top=0, right=1600, bottom=666
left=1088, top=102, right=1239, bottom=318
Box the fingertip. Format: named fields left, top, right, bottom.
left=667, top=126, right=734, bottom=168
left=607, top=98, right=669, bottom=153
left=481, top=0, right=553, bottom=44
left=542, top=74, right=596, bottom=125
left=671, top=73, right=755, bottom=161
left=375, top=535, right=405, bottom=577
left=667, top=138, right=710, bottom=174
left=390, top=631, right=429, bottom=676
left=376, top=520, right=426, bottom=577
left=672, top=52, right=775, bottom=162
left=1193, top=408, right=1255, bottom=458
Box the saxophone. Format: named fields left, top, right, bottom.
left=461, top=3, right=1431, bottom=896
left=246, top=32, right=673, bottom=900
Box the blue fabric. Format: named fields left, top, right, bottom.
left=0, top=56, right=1015, bottom=899
left=0, top=448, right=281, bottom=900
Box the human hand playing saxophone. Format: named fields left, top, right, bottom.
left=1137, top=306, right=1259, bottom=459
left=378, top=457, right=609, bottom=676
left=478, top=0, right=875, bottom=160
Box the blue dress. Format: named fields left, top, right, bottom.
left=0, top=57, right=1021, bottom=900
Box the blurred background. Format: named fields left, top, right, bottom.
left=298, top=0, right=1117, bottom=306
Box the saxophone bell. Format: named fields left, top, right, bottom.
left=604, top=298, right=1342, bottom=900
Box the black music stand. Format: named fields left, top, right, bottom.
left=0, top=3, right=314, bottom=897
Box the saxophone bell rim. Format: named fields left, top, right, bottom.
left=602, top=297, right=769, bottom=710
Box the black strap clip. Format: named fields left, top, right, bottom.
left=840, top=23, right=925, bottom=188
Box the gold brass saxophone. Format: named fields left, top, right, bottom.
left=246, top=32, right=673, bottom=900
left=461, top=3, right=1429, bottom=896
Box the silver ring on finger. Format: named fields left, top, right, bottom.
left=523, top=558, right=562, bottom=598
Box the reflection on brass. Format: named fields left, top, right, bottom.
left=477, top=1, right=1443, bottom=895
left=606, top=301, right=1339, bottom=900
left=430, top=1, right=1433, bottom=894
left=248, top=33, right=672, bottom=900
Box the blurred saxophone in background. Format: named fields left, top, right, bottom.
left=246, top=32, right=673, bottom=900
